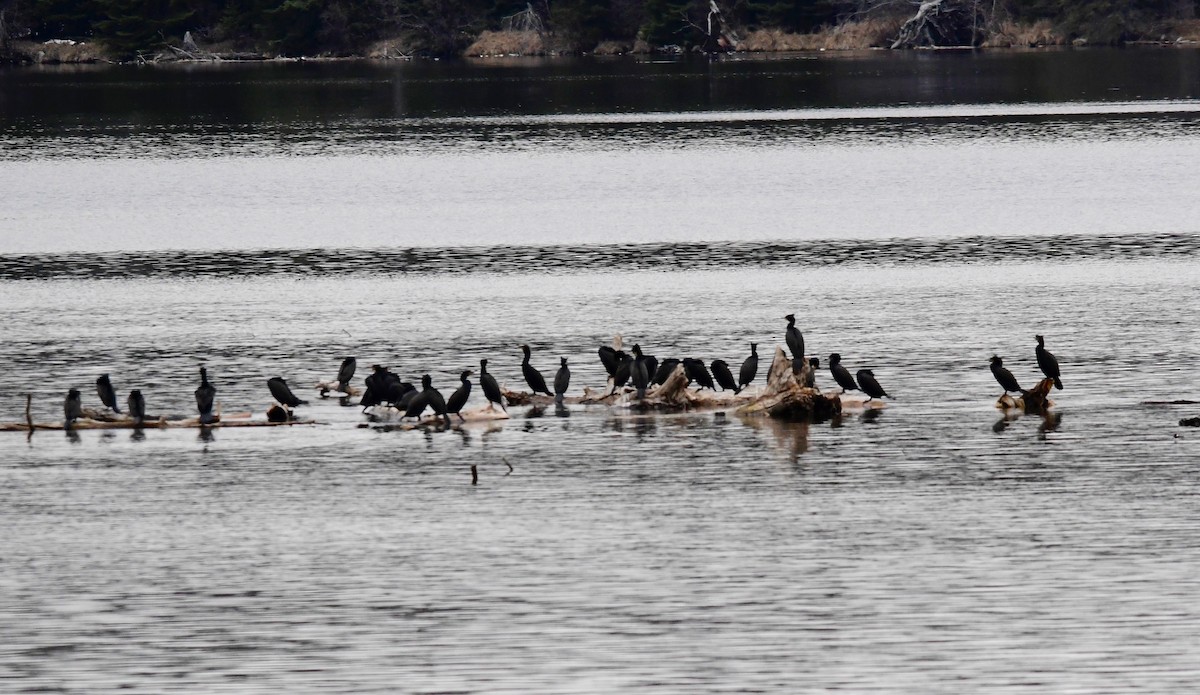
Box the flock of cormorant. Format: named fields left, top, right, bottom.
left=57, top=316, right=1065, bottom=430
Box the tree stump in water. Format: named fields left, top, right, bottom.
left=736, top=347, right=840, bottom=420
left=996, top=378, right=1055, bottom=415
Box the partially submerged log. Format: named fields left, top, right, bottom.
left=365, top=404, right=509, bottom=428
left=315, top=380, right=362, bottom=398
left=996, top=378, right=1055, bottom=414
left=1, top=410, right=316, bottom=431
left=736, top=348, right=841, bottom=420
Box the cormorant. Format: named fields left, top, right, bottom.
left=268, top=377, right=307, bottom=409
left=804, top=357, right=820, bottom=389
left=598, top=335, right=625, bottom=379
left=828, top=353, right=859, bottom=393
left=784, top=313, right=805, bottom=362
left=738, top=343, right=758, bottom=392
left=612, top=354, right=633, bottom=394
left=360, top=364, right=386, bottom=410
left=64, top=388, right=82, bottom=429
left=642, top=354, right=659, bottom=385
left=652, top=358, right=681, bottom=386
left=404, top=374, right=450, bottom=427
left=1035, top=335, right=1063, bottom=390
left=520, top=344, right=553, bottom=396
left=479, top=358, right=506, bottom=412
left=631, top=344, right=650, bottom=399
left=96, top=374, right=121, bottom=413
left=990, top=355, right=1023, bottom=396
left=336, top=357, right=356, bottom=393
left=195, top=366, right=216, bottom=424
left=710, top=359, right=738, bottom=392
left=683, top=358, right=716, bottom=390
left=857, top=369, right=892, bottom=400
left=554, top=358, right=570, bottom=404
left=127, top=389, right=145, bottom=425
left=447, top=370, right=473, bottom=422
left=384, top=373, right=414, bottom=406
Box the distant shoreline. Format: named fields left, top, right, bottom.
left=8, top=17, right=1200, bottom=66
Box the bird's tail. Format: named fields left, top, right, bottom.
left=1053, top=377, right=1063, bottom=390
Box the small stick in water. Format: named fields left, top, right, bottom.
left=471, top=464, right=478, bottom=485
left=25, top=394, right=33, bottom=442
left=504, top=459, right=513, bottom=475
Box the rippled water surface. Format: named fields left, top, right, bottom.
left=3, top=52, right=1200, bottom=692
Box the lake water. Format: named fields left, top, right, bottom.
left=3, top=50, right=1200, bottom=692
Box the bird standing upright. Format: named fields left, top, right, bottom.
left=479, top=358, right=506, bottom=412
left=710, top=359, right=738, bottom=392
left=1035, top=335, right=1063, bottom=390
left=520, top=344, right=553, bottom=396
left=554, top=357, right=570, bottom=404
left=738, top=343, right=758, bottom=392
left=784, top=314, right=805, bottom=363
left=805, top=357, right=820, bottom=389
left=630, top=345, right=650, bottom=399
left=195, top=367, right=216, bottom=424
left=127, top=390, right=146, bottom=425
left=64, top=388, right=82, bottom=429
left=857, top=369, right=892, bottom=400
left=447, top=370, right=472, bottom=421
left=336, top=357, right=356, bottom=393
left=96, top=374, right=121, bottom=413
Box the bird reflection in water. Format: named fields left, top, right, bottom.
left=993, top=412, right=1020, bottom=433
left=198, top=426, right=215, bottom=444
left=1038, top=412, right=1064, bottom=439
left=130, top=428, right=146, bottom=443
left=554, top=403, right=570, bottom=418
left=65, top=429, right=81, bottom=445
left=742, top=416, right=810, bottom=463
left=860, top=408, right=883, bottom=424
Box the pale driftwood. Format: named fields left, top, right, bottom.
left=996, top=378, right=1055, bottom=414
left=366, top=404, right=510, bottom=428
left=736, top=347, right=841, bottom=420
left=1, top=412, right=316, bottom=431
left=315, top=380, right=362, bottom=397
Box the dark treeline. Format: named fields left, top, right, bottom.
left=2, top=0, right=1198, bottom=60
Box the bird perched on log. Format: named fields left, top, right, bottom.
left=683, top=358, right=716, bottom=390
left=404, top=374, right=450, bottom=427
left=479, top=358, right=506, bottom=412
left=990, top=355, right=1023, bottom=397
left=195, top=366, right=216, bottom=424
left=268, top=377, right=307, bottom=411
left=739, top=343, right=758, bottom=392
left=64, top=388, right=82, bottom=429
left=447, top=370, right=472, bottom=421
left=520, top=344, right=553, bottom=396
left=335, top=357, right=356, bottom=393
left=653, top=358, right=680, bottom=386
left=598, top=335, right=626, bottom=381
left=829, top=353, right=859, bottom=394
left=96, top=374, right=121, bottom=413
left=612, top=354, right=633, bottom=395
left=710, top=359, right=738, bottom=392
left=554, top=358, right=570, bottom=404
left=631, top=344, right=650, bottom=399
left=1035, top=335, right=1063, bottom=390
left=360, top=364, right=387, bottom=410
left=784, top=313, right=805, bottom=363
left=127, top=390, right=145, bottom=426
left=804, top=357, right=820, bottom=389
left=857, top=369, right=892, bottom=400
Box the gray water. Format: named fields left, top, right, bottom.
left=3, top=52, right=1200, bottom=692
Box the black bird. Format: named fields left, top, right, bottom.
left=447, top=370, right=473, bottom=422
left=397, top=386, right=419, bottom=411
left=683, top=358, right=716, bottom=390
left=520, top=344, right=553, bottom=396
left=384, top=372, right=414, bottom=407
left=710, top=359, right=738, bottom=392
left=336, top=357, right=356, bottom=393
left=738, top=343, right=758, bottom=392
left=784, top=313, right=805, bottom=362
left=96, top=374, right=121, bottom=413
left=804, top=357, right=820, bottom=389
left=64, top=388, right=82, bottom=429
left=652, top=358, right=681, bottom=386
left=642, top=354, right=658, bottom=386
left=612, top=354, right=633, bottom=394
left=268, top=377, right=307, bottom=409
left=195, top=366, right=216, bottom=424
left=554, top=358, right=570, bottom=404
left=631, top=344, right=650, bottom=399
left=1035, top=335, right=1063, bottom=390
left=598, top=335, right=625, bottom=379
left=828, top=353, right=859, bottom=393
left=405, top=374, right=450, bottom=427
left=990, top=355, right=1023, bottom=396
left=479, top=358, right=506, bottom=412
left=360, top=364, right=386, bottom=410
left=127, top=390, right=146, bottom=425
left=857, top=369, right=892, bottom=400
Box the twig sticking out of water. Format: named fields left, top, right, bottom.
left=25, top=394, right=33, bottom=442
left=471, top=464, right=478, bottom=485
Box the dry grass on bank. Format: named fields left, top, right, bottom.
left=981, top=20, right=1067, bottom=48
left=738, top=16, right=906, bottom=52
left=465, top=30, right=547, bottom=57
left=9, top=40, right=110, bottom=63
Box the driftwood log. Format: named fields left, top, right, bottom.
left=891, top=0, right=986, bottom=49
left=736, top=348, right=841, bottom=420
left=0, top=411, right=316, bottom=431
left=365, top=404, right=510, bottom=428
left=996, top=378, right=1055, bottom=414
